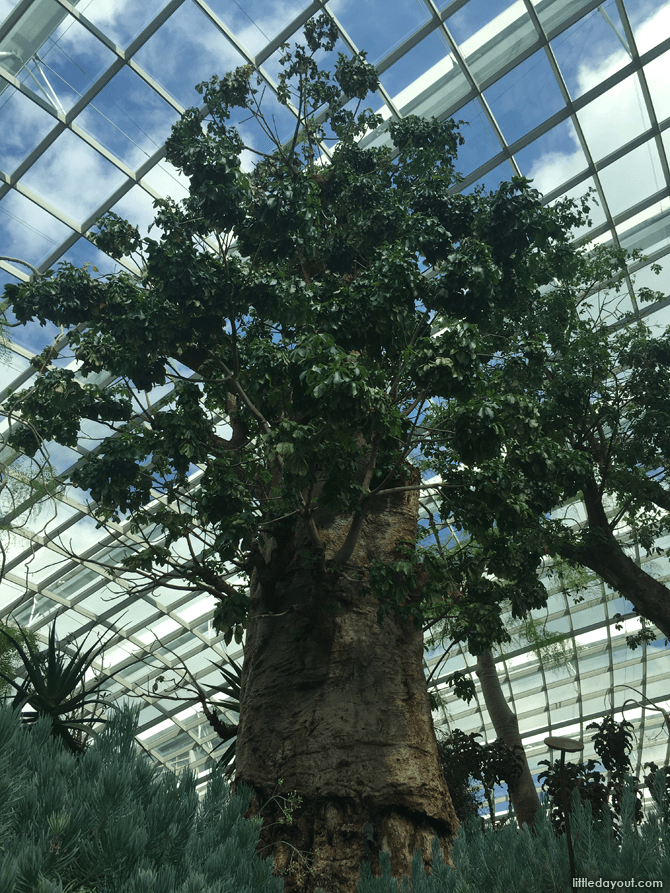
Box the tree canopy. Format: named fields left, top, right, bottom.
left=0, top=13, right=642, bottom=654
left=422, top=243, right=670, bottom=641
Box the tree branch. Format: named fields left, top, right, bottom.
left=328, top=431, right=382, bottom=567
left=209, top=353, right=271, bottom=435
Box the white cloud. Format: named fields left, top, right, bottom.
left=0, top=189, right=72, bottom=265
left=634, top=0, right=670, bottom=54
left=0, top=88, right=55, bottom=173
left=577, top=72, right=649, bottom=162
left=526, top=3, right=670, bottom=227
left=75, top=0, right=161, bottom=48
left=526, top=145, right=585, bottom=197
left=19, top=129, right=126, bottom=223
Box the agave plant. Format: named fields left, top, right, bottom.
left=0, top=619, right=112, bottom=755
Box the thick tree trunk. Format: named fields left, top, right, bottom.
left=475, top=649, right=540, bottom=827
left=233, top=477, right=459, bottom=893
left=559, top=480, right=670, bottom=641
left=574, top=543, right=670, bottom=641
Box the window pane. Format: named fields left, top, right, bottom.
left=485, top=48, right=564, bottom=144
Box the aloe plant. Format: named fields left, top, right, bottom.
left=0, top=620, right=112, bottom=755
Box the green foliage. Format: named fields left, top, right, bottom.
left=0, top=17, right=638, bottom=649
left=613, top=613, right=658, bottom=650
left=445, top=670, right=476, bottom=704
left=0, top=621, right=112, bottom=756
left=142, top=648, right=241, bottom=780
left=511, top=613, right=572, bottom=672
left=434, top=729, right=486, bottom=823
left=356, top=775, right=670, bottom=892
left=417, top=536, right=548, bottom=656
left=435, top=728, right=524, bottom=827
left=207, top=655, right=242, bottom=776
left=0, top=622, right=37, bottom=699
left=544, top=557, right=592, bottom=605
left=422, top=242, right=669, bottom=631
left=0, top=701, right=283, bottom=893
left=539, top=715, right=643, bottom=835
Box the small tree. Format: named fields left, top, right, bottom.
left=435, top=727, right=523, bottom=828
left=423, top=248, right=670, bottom=640
left=538, top=715, right=643, bottom=835
left=0, top=620, right=111, bottom=755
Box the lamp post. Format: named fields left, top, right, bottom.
left=544, top=736, right=584, bottom=885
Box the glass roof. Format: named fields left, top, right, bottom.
left=1, top=0, right=669, bottom=813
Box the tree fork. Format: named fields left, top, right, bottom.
left=567, top=480, right=670, bottom=641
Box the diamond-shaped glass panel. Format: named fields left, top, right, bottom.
left=76, top=66, right=179, bottom=171
left=551, top=2, right=630, bottom=100
left=20, top=128, right=127, bottom=224
left=577, top=72, right=650, bottom=163
left=599, top=137, right=663, bottom=217
left=485, top=48, right=565, bottom=144
left=133, top=1, right=247, bottom=110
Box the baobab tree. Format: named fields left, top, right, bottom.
left=1, top=15, right=617, bottom=892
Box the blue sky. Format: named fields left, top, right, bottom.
left=1, top=0, right=668, bottom=274
left=0, top=0, right=669, bottom=354
left=330, top=0, right=431, bottom=65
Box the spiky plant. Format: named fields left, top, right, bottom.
left=0, top=620, right=112, bottom=755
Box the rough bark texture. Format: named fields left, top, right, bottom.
left=475, top=649, right=540, bottom=827
left=578, top=544, right=670, bottom=640
left=561, top=479, right=670, bottom=641
left=233, top=476, right=459, bottom=893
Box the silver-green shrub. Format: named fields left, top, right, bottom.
left=0, top=702, right=282, bottom=893
left=357, top=775, right=670, bottom=892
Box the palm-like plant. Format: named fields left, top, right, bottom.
left=214, top=656, right=242, bottom=777
left=0, top=620, right=112, bottom=755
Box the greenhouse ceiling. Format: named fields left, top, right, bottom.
left=0, top=0, right=669, bottom=808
